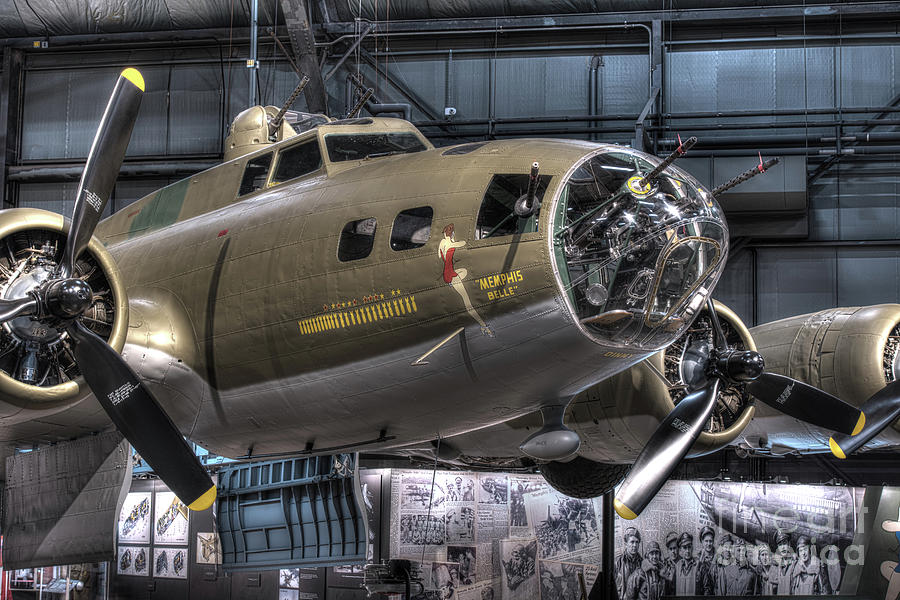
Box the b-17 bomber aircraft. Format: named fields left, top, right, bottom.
left=0, top=68, right=897, bottom=567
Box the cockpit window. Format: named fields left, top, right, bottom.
left=324, top=133, right=427, bottom=162
left=476, top=174, right=553, bottom=239
left=273, top=139, right=322, bottom=184
left=552, top=149, right=727, bottom=351
left=238, top=153, right=273, bottom=196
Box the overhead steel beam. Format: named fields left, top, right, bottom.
left=280, top=0, right=329, bottom=114
left=319, top=3, right=900, bottom=35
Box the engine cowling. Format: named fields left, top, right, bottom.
left=0, top=208, right=128, bottom=417
left=750, top=304, right=900, bottom=431
left=568, top=300, right=756, bottom=462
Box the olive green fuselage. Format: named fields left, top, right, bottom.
left=97, top=126, right=651, bottom=458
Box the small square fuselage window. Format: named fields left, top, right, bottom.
left=391, top=207, right=433, bottom=251
left=239, top=153, right=273, bottom=196
left=338, top=217, right=377, bottom=261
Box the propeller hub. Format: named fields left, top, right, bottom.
left=45, top=278, right=94, bottom=319
left=2, top=265, right=61, bottom=343
left=716, top=350, right=765, bottom=383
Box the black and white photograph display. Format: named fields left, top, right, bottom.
left=117, top=491, right=151, bottom=544
left=389, top=470, right=599, bottom=599
left=613, top=480, right=865, bottom=596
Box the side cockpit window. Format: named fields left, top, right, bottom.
left=391, top=207, right=433, bottom=251
left=476, top=174, right=552, bottom=239
left=325, top=133, right=427, bottom=162
left=239, top=153, right=273, bottom=196
left=338, top=217, right=377, bottom=262
left=273, top=140, right=322, bottom=184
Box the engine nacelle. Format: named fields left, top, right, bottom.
left=0, top=208, right=128, bottom=417
left=750, top=304, right=900, bottom=432
left=568, top=300, right=756, bottom=462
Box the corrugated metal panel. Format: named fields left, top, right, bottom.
left=21, top=70, right=68, bottom=160
left=775, top=47, right=836, bottom=111
left=714, top=250, right=754, bottom=326
left=381, top=58, right=446, bottom=120
left=18, top=182, right=80, bottom=217
left=169, top=64, right=223, bottom=155
left=756, top=248, right=836, bottom=322
left=599, top=54, right=648, bottom=115
left=840, top=45, right=896, bottom=107
left=547, top=56, right=590, bottom=115
left=127, top=65, right=169, bottom=157
left=837, top=248, right=900, bottom=307
left=806, top=175, right=838, bottom=241
left=495, top=56, right=546, bottom=117
left=833, top=163, right=900, bottom=240
left=451, top=57, right=489, bottom=119
left=716, top=49, right=775, bottom=112
left=667, top=50, right=717, bottom=113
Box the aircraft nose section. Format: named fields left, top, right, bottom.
left=550, top=147, right=728, bottom=351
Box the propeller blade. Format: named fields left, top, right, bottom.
left=66, top=320, right=216, bottom=510
left=61, top=68, right=144, bottom=277
left=0, top=297, right=37, bottom=323
left=615, top=379, right=720, bottom=519
left=829, top=380, right=900, bottom=458
left=747, top=372, right=865, bottom=436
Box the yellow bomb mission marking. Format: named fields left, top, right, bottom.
left=298, top=295, right=418, bottom=336
left=479, top=270, right=524, bottom=301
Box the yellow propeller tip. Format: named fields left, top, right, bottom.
left=187, top=484, right=217, bottom=511
left=614, top=499, right=638, bottom=520
left=829, top=437, right=847, bottom=460
left=852, top=412, right=866, bottom=436
left=121, top=68, right=145, bottom=92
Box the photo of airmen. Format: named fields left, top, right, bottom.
left=534, top=497, right=600, bottom=559
left=539, top=561, right=585, bottom=600
left=447, top=546, right=476, bottom=585
left=478, top=476, right=508, bottom=504
left=398, top=514, right=445, bottom=546
left=443, top=475, right=476, bottom=502
left=445, top=507, right=475, bottom=543
left=612, top=480, right=862, bottom=596
left=612, top=526, right=845, bottom=595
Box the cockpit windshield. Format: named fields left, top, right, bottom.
left=551, top=148, right=727, bottom=351
left=324, top=132, right=427, bottom=162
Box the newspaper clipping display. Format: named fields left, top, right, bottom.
left=611, top=480, right=865, bottom=596
left=389, top=469, right=601, bottom=599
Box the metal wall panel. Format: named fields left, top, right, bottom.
left=667, top=51, right=717, bottom=113
left=450, top=57, right=490, bottom=119
left=598, top=53, right=648, bottom=115
left=840, top=45, right=897, bottom=108
left=382, top=58, right=447, bottom=119
left=756, top=248, right=836, bottom=323
left=714, top=249, right=754, bottom=326
left=716, top=49, right=775, bottom=112
left=126, top=65, right=169, bottom=157
left=837, top=248, right=900, bottom=307
left=169, top=64, right=224, bottom=155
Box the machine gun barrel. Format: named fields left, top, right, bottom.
left=514, top=162, right=541, bottom=217
left=639, top=136, right=697, bottom=188
left=269, top=76, right=310, bottom=131
left=712, top=157, right=780, bottom=197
